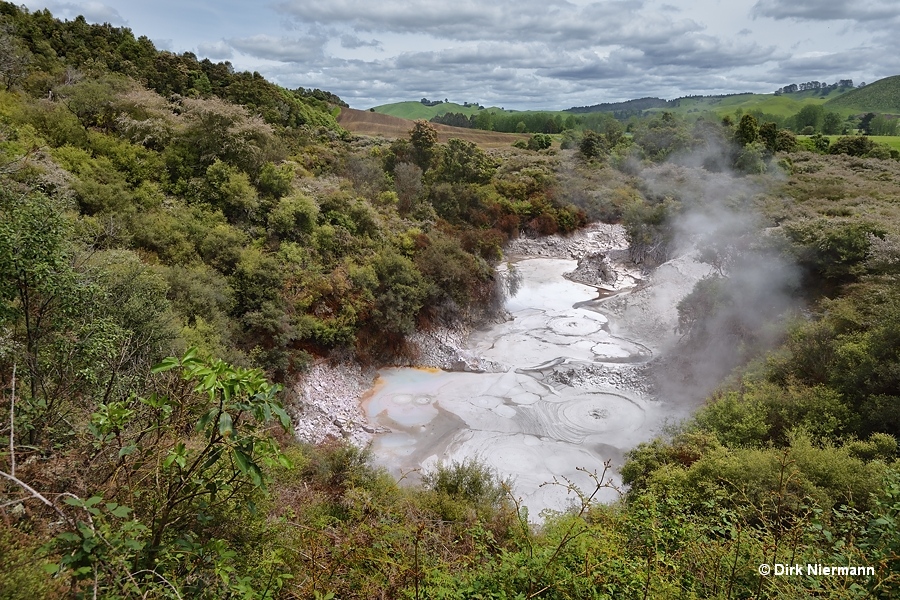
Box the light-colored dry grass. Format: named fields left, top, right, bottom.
left=337, top=107, right=529, bottom=148
left=773, top=152, right=900, bottom=231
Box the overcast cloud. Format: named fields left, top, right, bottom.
left=20, top=0, right=900, bottom=110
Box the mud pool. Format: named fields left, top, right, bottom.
left=363, top=257, right=692, bottom=518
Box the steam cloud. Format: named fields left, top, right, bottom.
left=639, top=157, right=801, bottom=405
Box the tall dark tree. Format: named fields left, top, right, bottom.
left=734, top=114, right=759, bottom=147
left=409, top=120, right=439, bottom=172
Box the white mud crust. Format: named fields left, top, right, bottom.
left=291, top=361, right=378, bottom=446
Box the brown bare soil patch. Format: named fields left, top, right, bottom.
left=338, top=107, right=529, bottom=148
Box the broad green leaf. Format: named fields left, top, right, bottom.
left=119, top=444, right=137, bottom=457
left=150, top=356, right=180, bottom=373
left=218, top=412, right=233, bottom=437
left=232, top=448, right=251, bottom=474
left=202, top=371, right=218, bottom=390
left=198, top=407, right=217, bottom=432
left=249, top=464, right=264, bottom=488
left=201, top=446, right=223, bottom=470
left=272, top=405, right=291, bottom=429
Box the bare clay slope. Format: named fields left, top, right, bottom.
left=338, top=107, right=529, bottom=148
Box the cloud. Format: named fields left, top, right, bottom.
left=340, top=34, right=382, bottom=50
left=228, top=33, right=327, bottom=62
left=273, top=0, right=689, bottom=47
left=751, top=0, right=899, bottom=22
left=31, top=1, right=126, bottom=25
left=770, top=45, right=900, bottom=83
left=197, top=40, right=234, bottom=60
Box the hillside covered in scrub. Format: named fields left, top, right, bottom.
left=2, top=2, right=900, bottom=599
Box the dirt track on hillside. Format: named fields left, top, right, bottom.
left=338, top=107, right=529, bottom=148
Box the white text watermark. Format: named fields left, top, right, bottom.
left=758, top=563, right=874, bottom=577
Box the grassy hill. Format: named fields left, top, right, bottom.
left=655, top=87, right=855, bottom=118
left=825, top=75, right=900, bottom=113
left=337, top=107, right=528, bottom=147
left=372, top=101, right=498, bottom=120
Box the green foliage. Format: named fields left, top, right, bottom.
left=734, top=113, right=760, bottom=146
left=822, top=111, right=843, bottom=135
left=6, top=6, right=900, bottom=597
left=24, top=349, right=293, bottom=598
left=368, top=249, right=426, bottom=339
left=579, top=129, right=608, bottom=159
left=435, top=138, right=497, bottom=185
left=0, top=526, right=65, bottom=599
left=409, top=119, right=438, bottom=171
left=829, top=135, right=877, bottom=157
left=267, top=192, right=318, bottom=241
left=632, top=112, right=691, bottom=161
left=734, top=140, right=768, bottom=174
left=623, top=197, right=674, bottom=265
left=256, top=161, right=294, bottom=199
left=869, top=114, right=899, bottom=136
left=793, top=104, right=825, bottom=133
left=198, top=159, right=260, bottom=219
left=526, top=132, right=552, bottom=151
left=785, top=219, right=885, bottom=283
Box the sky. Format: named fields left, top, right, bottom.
left=18, top=0, right=900, bottom=111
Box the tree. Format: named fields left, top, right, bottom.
left=267, top=192, right=318, bottom=241
left=369, top=250, right=426, bottom=339
left=435, top=138, right=497, bottom=185
left=829, top=135, right=877, bottom=158
left=734, top=114, right=759, bottom=147
left=393, top=162, right=424, bottom=215
left=794, top=104, right=824, bottom=133
left=0, top=185, right=80, bottom=440
left=527, top=133, right=552, bottom=151
left=870, top=114, right=898, bottom=136
left=858, top=112, right=876, bottom=135
left=409, top=119, right=438, bottom=172
left=822, top=112, right=843, bottom=135
left=759, top=122, right=778, bottom=152
left=0, top=29, right=31, bottom=90
left=633, top=112, right=691, bottom=160
left=579, top=130, right=608, bottom=159
left=40, top=349, right=292, bottom=596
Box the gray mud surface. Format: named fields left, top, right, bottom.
left=361, top=224, right=712, bottom=517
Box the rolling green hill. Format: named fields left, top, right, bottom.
left=373, top=101, right=499, bottom=120
left=374, top=81, right=887, bottom=123
left=655, top=87, right=855, bottom=118
left=825, top=75, right=900, bottom=113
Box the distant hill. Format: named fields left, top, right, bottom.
left=566, top=97, right=669, bottom=114
left=371, top=75, right=900, bottom=126
left=656, top=88, right=855, bottom=118
left=825, top=76, right=900, bottom=113
left=372, top=101, right=495, bottom=120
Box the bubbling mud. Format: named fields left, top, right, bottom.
left=363, top=258, right=694, bottom=518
